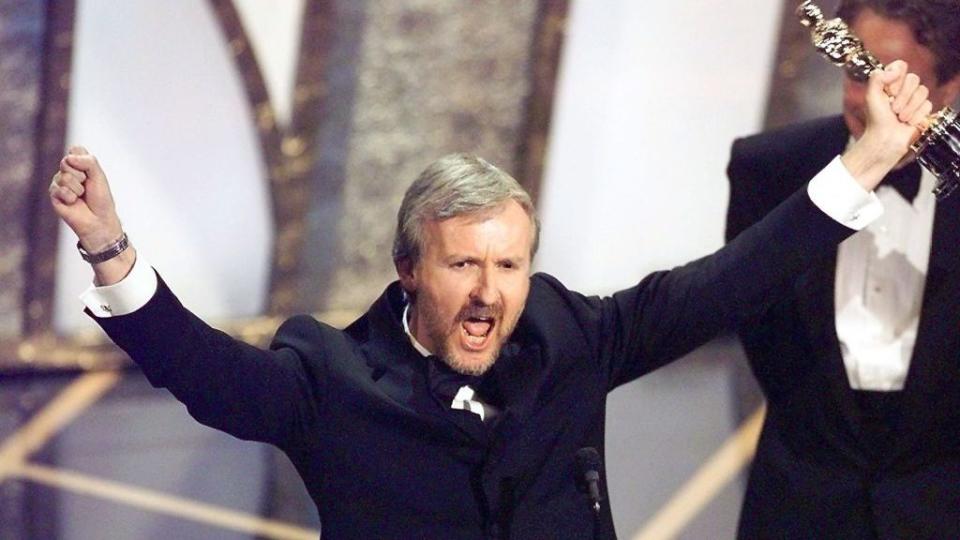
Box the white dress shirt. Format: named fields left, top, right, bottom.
left=834, top=161, right=936, bottom=391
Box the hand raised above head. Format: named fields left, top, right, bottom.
left=865, top=60, right=933, bottom=147
left=49, top=146, right=124, bottom=253
left=49, top=147, right=134, bottom=284
left=841, top=60, right=934, bottom=191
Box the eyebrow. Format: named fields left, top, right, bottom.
left=442, top=254, right=528, bottom=265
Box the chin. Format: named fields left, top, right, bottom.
left=443, top=350, right=499, bottom=377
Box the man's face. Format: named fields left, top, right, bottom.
left=398, top=200, right=533, bottom=376
left=843, top=9, right=960, bottom=139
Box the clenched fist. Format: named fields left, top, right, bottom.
left=841, top=60, right=935, bottom=191
left=49, top=147, right=134, bottom=284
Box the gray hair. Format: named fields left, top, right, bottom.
left=392, top=153, right=540, bottom=264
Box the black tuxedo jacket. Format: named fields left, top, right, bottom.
left=726, top=116, right=960, bottom=540
left=95, top=187, right=851, bottom=539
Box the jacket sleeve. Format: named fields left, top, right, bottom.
left=91, top=274, right=327, bottom=449
left=598, top=186, right=852, bottom=389
left=726, top=136, right=776, bottom=242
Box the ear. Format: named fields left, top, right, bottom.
left=395, top=257, right=417, bottom=294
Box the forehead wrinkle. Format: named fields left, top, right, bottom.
left=422, top=202, right=533, bottom=262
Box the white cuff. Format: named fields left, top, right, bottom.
left=80, top=255, right=158, bottom=317
left=807, top=155, right=884, bottom=230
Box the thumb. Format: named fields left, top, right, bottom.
left=878, top=60, right=907, bottom=88
left=865, top=68, right=896, bottom=118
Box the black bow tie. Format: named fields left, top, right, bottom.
left=427, top=356, right=481, bottom=403
left=882, top=161, right=922, bottom=203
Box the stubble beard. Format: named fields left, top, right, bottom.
left=417, top=296, right=518, bottom=376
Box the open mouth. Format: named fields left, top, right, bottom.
left=460, top=317, right=495, bottom=350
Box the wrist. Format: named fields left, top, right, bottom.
left=78, top=221, right=124, bottom=253
left=842, top=131, right=904, bottom=190
left=92, top=247, right=137, bottom=287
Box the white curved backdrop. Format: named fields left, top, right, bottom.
left=54, top=0, right=282, bottom=333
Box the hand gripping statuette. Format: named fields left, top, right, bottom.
left=798, top=0, right=960, bottom=200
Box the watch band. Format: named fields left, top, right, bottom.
left=77, top=232, right=130, bottom=264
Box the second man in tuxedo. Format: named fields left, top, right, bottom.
left=725, top=1, right=960, bottom=538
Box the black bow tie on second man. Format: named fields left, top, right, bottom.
left=882, top=161, right=922, bottom=203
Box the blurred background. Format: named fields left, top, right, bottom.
left=0, top=0, right=845, bottom=538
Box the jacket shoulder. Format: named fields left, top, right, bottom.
left=524, top=273, right=606, bottom=351
left=272, top=313, right=360, bottom=366
left=725, top=116, right=848, bottom=241
left=731, top=116, right=847, bottom=166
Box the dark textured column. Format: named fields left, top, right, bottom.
left=206, top=0, right=336, bottom=316
left=0, top=0, right=47, bottom=341
left=321, top=0, right=541, bottom=312
left=515, top=0, right=570, bottom=206
left=295, top=0, right=368, bottom=316
left=21, top=0, right=77, bottom=337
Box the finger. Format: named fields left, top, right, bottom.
left=67, top=145, right=89, bottom=156
left=64, top=153, right=105, bottom=182
left=909, top=100, right=934, bottom=130
left=51, top=184, right=78, bottom=205
left=50, top=194, right=68, bottom=212
left=58, top=173, right=86, bottom=197
left=53, top=167, right=84, bottom=190
left=59, top=162, right=88, bottom=192
left=892, top=73, right=920, bottom=114
left=59, top=156, right=88, bottom=180
left=49, top=172, right=86, bottom=196
left=866, top=69, right=890, bottom=108
left=899, top=84, right=929, bottom=122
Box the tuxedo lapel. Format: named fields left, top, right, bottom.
left=364, top=336, right=483, bottom=445
left=794, top=251, right=867, bottom=436
left=476, top=292, right=586, bottom=512
left=785, top=118, right=875, bottom=441
left=892, top=190, right=960, bottom=457
left=788, top=116, right=847, bottom=373
left=480, top=338, right=576, bottom=521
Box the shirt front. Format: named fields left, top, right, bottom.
left=835, top=162, right=936, bottom=391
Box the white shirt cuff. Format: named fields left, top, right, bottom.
left=807, top=155, right=884, bottom=230
left=80, top=255, right=158, bottom=317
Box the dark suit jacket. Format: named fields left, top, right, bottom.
left=94, top=187, right=851, bottom=539
left=726, top=116, right=960, bottom=540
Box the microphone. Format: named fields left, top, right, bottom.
left=575, top=447, right=603, bottom=514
